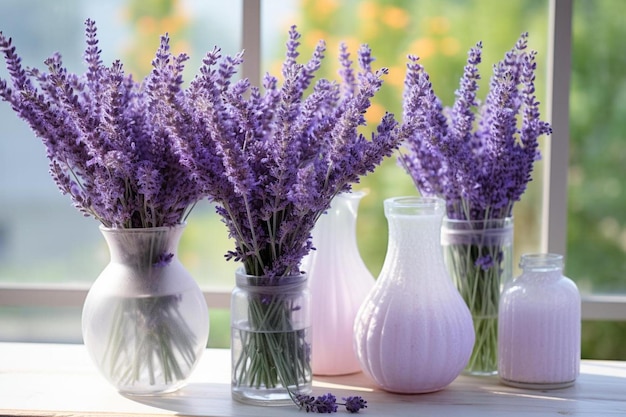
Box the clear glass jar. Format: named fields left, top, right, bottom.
left=231, top=269, right=312, bottom=405
left=498, top=253, right=581, bottom=389
left=441, top=217, right=513, bottom=375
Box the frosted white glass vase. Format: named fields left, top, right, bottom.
left=354, top=197, right=475, bottom=393
left=82, top=224, right=209, bottom=395
left=303, top=191, right=374, bottom=376
left=498, top=253, right=581, bottom=389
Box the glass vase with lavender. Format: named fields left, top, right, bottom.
left=182, top=26, right=404, bottom=408
left=0, top=20, right=212, bottom=393
left=400, top=33, right=552, bottom=375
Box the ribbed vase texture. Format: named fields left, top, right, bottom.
left=304, top=191, right=374, bottom=376
left=354, top=197, right=475, bottom=394
left=498, top=253, right=581, bottom=389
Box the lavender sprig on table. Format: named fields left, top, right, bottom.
left=296, top=393, right=368, bottom=413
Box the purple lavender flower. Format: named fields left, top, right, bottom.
left=343, top=396, right=368, bottom=413
left=153, top=252, right=174, bottom=268
left=475, top=255, right=495, bottom=270
left=398, top=55, right=448, bottom=198
left=401, top=34, right=551, bottom=222
left=186, top=26, right=403, bottom=278
left=296, top=393, right=338, bottom=413
left=0, top=19, right=206, bottom=228
left=295, top=393, right=368, bottom=413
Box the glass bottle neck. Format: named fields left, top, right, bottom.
left=519, top=253, right=564, bottom=273
left=235, top=267, right=307, bottom=291
left=384, top=196, right=444, bottom=217
left=384, top=196, right=446, bottom=258
left=100, top=225, right=183, bottom=268
left=311, top=192, right=364, bottom=251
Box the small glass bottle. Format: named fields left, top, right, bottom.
left=498, top=253, right=581, bottom=389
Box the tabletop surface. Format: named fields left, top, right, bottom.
left=0, top=342, right=625, bottom=417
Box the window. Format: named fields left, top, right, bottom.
left=1, top=0, right=625, bottom=359
left=0, top=0, right=242, bottom=346
left=568, top=0, right=626, bottom=359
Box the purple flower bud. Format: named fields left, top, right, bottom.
left=296, top=393, right=338, bottom=413
left=343, top=396, right=368, bottom=413
left=153, top=252, right=174, bottom=268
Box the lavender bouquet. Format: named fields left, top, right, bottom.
left=0, top=20, right=207, bottom=390
left=400, top=34, right=551, bottom=374
left=182, top=26, right=401, bottom=405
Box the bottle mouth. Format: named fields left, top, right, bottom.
left=384, top=196, right=445, bottom=217
left=337, top=190, right=368, bottom=200
left=519, top=253, right=564, bottom=270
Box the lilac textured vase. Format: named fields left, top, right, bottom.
left=353, top=197, right=475, bottom=393
left=498, top=253, right=581, bottom=389
left=304, top=191, right=375, bottom=376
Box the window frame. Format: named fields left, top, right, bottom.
left=1, top=0, right=625, bottom=323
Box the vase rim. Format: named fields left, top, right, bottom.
left=519, top=253, right=564, bottom=270
left=384, top=196, right=445, bottom=216
left=235, top=266, right=307, bottom=288
left=99, top=222, right=187, bottom=233
left=337, top=190, right=367, bottom=200
left=442, top=216, right=514, bottom=229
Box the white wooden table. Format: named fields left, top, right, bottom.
left=0, top=342, right=625, bottom=416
